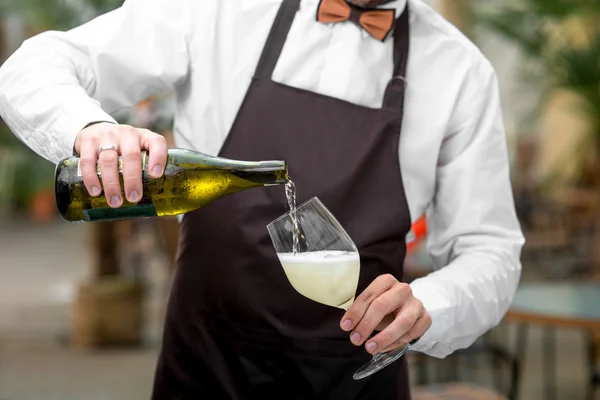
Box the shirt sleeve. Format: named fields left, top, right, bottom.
left=408, top=57, right=525, bottom=358
left=0, top=0, right=192, bottom=164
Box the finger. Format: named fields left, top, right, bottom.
left=375, top=313, right=396, bottom=332
left=341, top=274, right=397, bottom=333
left=120, top=129, right=143, bottom=203
left=366, top=297, right=424, bottom=354
left=98, top=138, right=122, bottom=208
left=79, top=138, right=102, bottom=197
left=140, top=129, right=168, bottom=178
left=349, top=282, right=412, bottom=348
left=379, top=312, right=431, bottom=353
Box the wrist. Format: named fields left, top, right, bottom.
left=73, top=121, right=116, bottom=156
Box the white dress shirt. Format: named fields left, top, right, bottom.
left=0, top=0, right=524, bottom=358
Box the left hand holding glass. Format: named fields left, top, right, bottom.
left=340, top=274, right=431, bottom=354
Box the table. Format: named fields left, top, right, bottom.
left=506, top=282, right=600, bottom=400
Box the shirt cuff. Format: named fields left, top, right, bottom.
left=409, top=276, right=453, bottom=356
left=56, top=103, right=117, bottom=160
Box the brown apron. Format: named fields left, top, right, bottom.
left=152, top=1, right=413, bottom=398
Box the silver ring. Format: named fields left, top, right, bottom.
left=99, top=145, right=117, bottom=153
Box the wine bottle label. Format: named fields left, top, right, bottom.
left=82, top=203, right=158, bottom=221
left=77, top=151, right=148, bottom=177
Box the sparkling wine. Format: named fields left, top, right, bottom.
left=285, top=179, right=300, bottom=254
left=277, top=250, right=360, bottom=309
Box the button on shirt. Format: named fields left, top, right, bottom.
left=0, top=0, right=525, bottom=358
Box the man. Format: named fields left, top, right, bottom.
left=0, top=0, right=525, bottom=398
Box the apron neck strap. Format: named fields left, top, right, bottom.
left=255, top=0, right=302, bottom=81
left=392, top=4, right=410, bottom=79
left=382, top=3, right=410, bottom=114
left=255, top=0, right=411, bottom=106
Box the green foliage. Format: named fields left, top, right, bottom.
left=0, top=0, right=123, bottom=211
left=474, top=0, right=600, bottom=187
left=0, top=121, right=54, bottom=209
left=475, top=0, right=600, bottom=134
left=0, top=121, right=20, bottom=147
left=554, top=29, right=600, bottom=137
left=0, top=0, right=123, bottom=31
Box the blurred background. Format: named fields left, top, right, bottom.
left=0, top=0, right=598, bottom=399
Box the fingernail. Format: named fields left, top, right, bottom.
left=351, top=332, right=361, bottom=344
left=341, top=319, right=352, bottom=331
left=110, top=195, right=121, bottom=207
left=129, top=191, right=139, bottom=202
left=366, top=342, right=377, bottom=353
left=152, top=165, right=163, bottom=177
left=90, top=186, right=100, bottom=196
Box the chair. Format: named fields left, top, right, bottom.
left=412, top=382, right=507, bottom=400
left=408, top=330, right=519, bottom=400
left=587, top=333, right=600, bottom=400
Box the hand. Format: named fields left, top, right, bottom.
left=340, top=274, right=431, bottom=354
left=74, top=122, right=168, bottom=208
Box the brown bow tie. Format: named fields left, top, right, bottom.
left=316, top=0, right=396, bottom=42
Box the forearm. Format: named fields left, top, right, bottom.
left=0, top=0, right=191, bottom=164
left=0, top=33, right=116, bottom=164
left=409, top=241, right=522, bottom=358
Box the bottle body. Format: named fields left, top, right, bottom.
left=55, top=148, right=288, bottom=222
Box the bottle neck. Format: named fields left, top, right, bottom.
left=165, top=148, right=288, bottom=186
left=231, top=161, right=288, bottom=186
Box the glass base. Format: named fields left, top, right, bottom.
left=352, top=344, right=411, bottom=380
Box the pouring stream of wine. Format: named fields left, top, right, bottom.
left=285, top=180, right=299, bottom=254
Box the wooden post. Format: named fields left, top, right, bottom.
left=0, top=19, right=6, bottom=63
left=72, top=220, right=144, bottom=349
left=158, top=217, right=179, bottom=276
left=89, top=221, right=122, bottom=277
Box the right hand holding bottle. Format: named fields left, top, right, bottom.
left=74, top=122, right=168, bottom=208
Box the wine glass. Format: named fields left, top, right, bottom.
left=266, top=196, right=411, bottom=380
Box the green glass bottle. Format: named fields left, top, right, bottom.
left=54, top=148, right=288, bottom=222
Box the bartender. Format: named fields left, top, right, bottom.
left=0, top=0, right=524, bottom=398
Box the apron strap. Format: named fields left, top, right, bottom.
left=255, top=0, right=410, bottom=116
left=255, top=0, right=302, bottom=80
left=383, top=4, right=410, bottom=115
left=392, top=4, right=410, bottom=79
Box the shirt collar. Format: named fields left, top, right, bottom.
left=371, top=0, right=407, bottom=16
